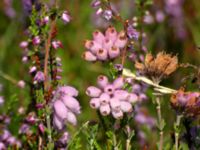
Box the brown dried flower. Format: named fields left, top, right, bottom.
left=171, top=88, right=200, bottom=117
left=135, top=52, right=178, bottom=83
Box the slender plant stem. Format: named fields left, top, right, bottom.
left=0, top=71, right=17, bottom=84
left=155, top=93, right=164, bottom=150
left=126, top=139, right=131, bottom=150
left=175, top=115, right=182, bottom=150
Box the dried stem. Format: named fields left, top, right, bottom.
left=123, top=68, right=177, bottom=94
left=44, top=20, right=56, bottom=92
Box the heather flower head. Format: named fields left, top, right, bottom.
left=135, top=52, right=178, bottom=83
left=171, top=88, right=200, bottom=117
left=52, top=85, right=80, bottom=130
left=83, top=26, right=127, bottom=62
left=86, top=75, right=139, bottom=119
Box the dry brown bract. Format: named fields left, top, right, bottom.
left=135, top=52, right=178, bottom=83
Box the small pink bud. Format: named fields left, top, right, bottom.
left=53, top=115, right=64, bottom=130
left=100, top=104, right=111, bottom=116
left=57, top=86, right=79, bottom=97
left=53, top=100, right=68, bottom=120
left=97, top=75, right=109, bottom=89
left=38, top=123, right=45, bottom=134
left=52, top=40, right=63, bottom=49
left=110, top=97, right=121, bottom=111
left=17, top=80, right=25, bottom=89
left=99, top=93, right=110, bottom=105
left=22, top=56, right=28, bottom=63
left=66, top=111, right=77, bottom=125
left=120, top=101, right=132, bottom=112
left=114, top=31, right=127, bottom=48
left=19, top=41, right=28, bottom=49
left=103, top=38, right=113, bottom=50
left=104, top=84, right=115, bottom=95
left=32, top=36, right=41, bottom=45
left=62, top=11, right=71, bottom=24
left=29, top=66, right=37, bottom=74
left=84, top=40, right=93, bottom=49
left=82, top=51, right=97, bottom=62
left=90, top=41, right=102, bottom=54
left=128, top=93, right=138, bottom=104
left=62, top=95, right=81, bottom=114
left=93, top=30, right=105, bottom=44
left=108, top=46, right=120, bottom=59
left=34, top=71, right=45, bottom=83
left=96, top=8, right=103, bottom=15
left=113, top=77, right=125, bottom=89
left=90, top=98, right=100, bottom=109
left=96, top=49, right=108, bottom=61
left=105, top=26, right=117, bottom=42
left=112, top=110, right=123, bottom=119
left=113, top=90, right=129, bottom=101
left=43, top=16, right=49, bottom=24
left=86, top=86, right=102, bottom=97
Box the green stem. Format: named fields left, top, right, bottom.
left=175, top=115, right=182, bottom=150
left=0, top=71, right=17, bottom=84
left=155, top=93, right=164, bottom=150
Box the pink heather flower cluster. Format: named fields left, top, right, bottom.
left=86, top=75, right=139, bottom=119
left=53, top=86, right=81, bottom=130
left=83, top=26, right=127, bottom=62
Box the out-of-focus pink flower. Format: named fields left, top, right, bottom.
left=61, top=11, right=71, bottom=24
left=34, top=71, right=45, bottom=83
left=17, top=80, right=25, bottom=89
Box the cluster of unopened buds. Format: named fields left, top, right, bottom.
left=86, top=75, right=139, bottom=119
left=53, top=86, right=81, bottom=130
left=83, top=26, right=127, bottom=62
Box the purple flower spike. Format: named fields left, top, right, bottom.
left=53, top=100, right=68, bottom=120
left=86, top=86, right=102, bottom=97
